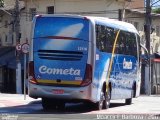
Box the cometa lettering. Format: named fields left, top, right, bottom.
left=39, top=65, right=81, bottom=76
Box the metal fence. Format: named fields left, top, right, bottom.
left=151, top=59, right=160, bottom=94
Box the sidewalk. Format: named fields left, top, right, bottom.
left=0, top=93, right=41, bottom=107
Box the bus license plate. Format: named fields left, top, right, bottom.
left=52, top=89, right=64, bottom=94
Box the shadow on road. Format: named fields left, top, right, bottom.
left=0, top=100, right=128, bottom=114
left=110, top=103, right=127, bottom=108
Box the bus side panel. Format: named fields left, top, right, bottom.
left=111, top=54, right=138, bottom=99
left=93, top=50, right=138, bottom=101
left=93, top=49, right=111, bottom=101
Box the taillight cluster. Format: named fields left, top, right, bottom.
left=80, top=64, right=92, bottom=86
left=29, top=61, right=37, bottom=84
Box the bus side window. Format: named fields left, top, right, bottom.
left=115, top=31, right=126, bottom=55
left=115, top=31, right=137, bottom=58
left=96, top=25, right=104, bottom=51
left=96, top=24, right=116, bottom=53
left=126, top=32, right=137, bottom=58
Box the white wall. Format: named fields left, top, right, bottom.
left=0, top=14, right=13, bottom=46
left=55, top=0, right=124, bottom=18
left=20, top=0, right=125, bottom=44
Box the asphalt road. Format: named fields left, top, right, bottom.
left=0, top=94, right=160, bottom=120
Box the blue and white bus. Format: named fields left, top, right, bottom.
left=28, top=14, right=141, bottom=110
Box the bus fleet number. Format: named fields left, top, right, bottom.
left=78, top=47, right=87, bottom=51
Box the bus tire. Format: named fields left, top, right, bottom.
left=125, top=98, right=132, bottom=105
left=42, top=98, right=56, bottom=110
left=56, top=102, right=65, bottom=110
left=104, top=87, right=111, bottom=109
left=125, top=89, right=133, bottom=105
left=95, top=87, right=108, bottom=110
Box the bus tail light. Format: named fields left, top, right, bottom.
left=81, top=64, right=92, bottom=86
left=29, top=61, right=37, bottom=84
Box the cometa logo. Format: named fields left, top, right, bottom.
left=123, top=58, right=133, bottom=70
left=39, top=65, right=81, bottom=76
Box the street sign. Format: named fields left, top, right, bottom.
left=21, top=43, right=29, bottom=54
left=16, top=44, right=22, bottom=51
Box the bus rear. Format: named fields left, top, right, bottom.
left=28, top=15, right=93, bottom=108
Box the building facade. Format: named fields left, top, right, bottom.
left=125, top=9, right=160, bottom=54
left=124, top=9, right=160, bottom=94
left=20, top=0, right=128, bottom=44
left=0, top=0, right=25, bottom=93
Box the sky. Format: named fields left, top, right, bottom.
left=151, top=0, right=160, bottom=8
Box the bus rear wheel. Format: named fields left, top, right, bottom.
left=104, top=88, right=111, bottom=109
left=95, top=87, right=110, bottom=110
left=125, top=89, right=134, bottom=105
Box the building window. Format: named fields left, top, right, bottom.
left=29, top=8, right=37, bottom=21
left=156, top=26, right=160, bottom=36
left=0, top=37, right=2, bottom=46
left=5, top=20, right=8, bottom=28
left=5, top=35, right=7, bottom=42
left=134, top=22, right=139, bottom=30
left=7, top=30, right=13, bottom=45
left=0, top=16, right=2, bottom=22
left=47, top=6, right=54, bottom=14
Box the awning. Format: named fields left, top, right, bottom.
left=0, top=47, right=27, bottom=69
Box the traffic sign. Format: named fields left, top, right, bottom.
left=16, top=44, right=22, bottom=51
left=21, top=43, right=29, bottom=54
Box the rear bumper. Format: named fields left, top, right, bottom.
left=29, top=83, right=93, bottom=102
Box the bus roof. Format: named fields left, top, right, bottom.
left=34, top=14, right=139, bottom=34
left=87, top=16, right=139, bottom=34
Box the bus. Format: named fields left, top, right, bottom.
left=28, top=14, right=141, bottom=110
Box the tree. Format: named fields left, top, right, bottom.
left=152, top=8, right=160, bottom=13
left=0, top=0, right=4, bottom=7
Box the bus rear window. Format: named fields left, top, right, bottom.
left=34, top=17, right=89, bottom=41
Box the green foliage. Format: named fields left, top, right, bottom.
left=152, top=8, right=160, bottom=14
left=0, top=0, right=4, bottom=7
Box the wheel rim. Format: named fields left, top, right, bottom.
left=106, top=90, right=111, bottom=107
left=99, top=91, right=105, bottom=110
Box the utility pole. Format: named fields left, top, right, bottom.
left=14, top=0, right=22, bottom=94
left=145, top=0, right=152, bottom=95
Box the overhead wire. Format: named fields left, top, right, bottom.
left=151, top=0, right=160, bottom=6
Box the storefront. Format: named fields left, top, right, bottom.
left=141, top=53, right=160, bottom=95
left=0, top=47, right=24, bottom=93
left=151, top=54, right=160, bottom=94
